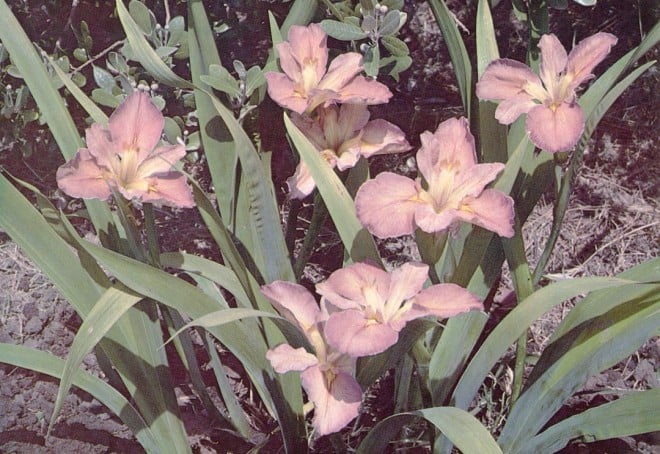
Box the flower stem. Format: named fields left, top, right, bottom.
left=501, top=216, right=534, bottom=405
left=112, top=190, right=146, bottom=262
left=532, top=153, right=577, bottom=284
left=285, top=198, right=301, bottom=263
left=142, top=202, right=161, bottom=267
left=293, top=192, right=327, bottom=280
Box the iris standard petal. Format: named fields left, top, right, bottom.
left=108, top=91, right=164, bottom=159
left=538, top=34, right=569, bottom=90
left=136, top=144, right=187, bottom=178
left=84, top=123, right=116, bottom=169
left=286, top=23, right=328, bottom=80
left=452, top=162, right=505, bottom=200
left=566, top=32, right=618, bottom=89
left=318, top=53, right=365, bottom=92
left=385, top=262, right=429, bottom=312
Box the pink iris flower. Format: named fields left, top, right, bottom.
left=317, top=261, right=482, bottom=357
left=265, top=23, right=392, bottom=115
left=288, top=103, right=411, bottom=199
left=476, top=32, right=617, bottom=152
left=56, top=91, right=194, bottom=208
left=262, top=281, right=362, bottom=436
left=355, top=117, right=515, bottom=239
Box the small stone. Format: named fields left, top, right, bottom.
left=24, top=316, right=44, bottom=335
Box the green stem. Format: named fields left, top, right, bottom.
left=527, top=0, right=549, bottom=66
left=319, top=0, right=345, bottom=20
left=112, top=190, right=145, bottom=261
left=142, top=202, right=161, bottom=267
left=501, top=216, right=534, bottom=405
left=285, top=198, right=302, bottom=263
left=532, top=153, right=577, bottom=285
left=415, top=230, right=449, bottom=284
left=293, top=192, right=328, bottom=280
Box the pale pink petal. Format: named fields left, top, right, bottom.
left=386, top=262, right=429, bottom=308
left=286, top=162, right=317, bottom=200
left=494, top=95, right=539, bottom=124
left=435, top=117, right=476, bottom=169
left=335, top=104, right=370, bottom=138
left=137, top=144, right=187, bottom=177
left=265, top=72, right=307, bottom=114
left=274, top=42, right=301, bottom=82
left=286, top=24, right=328, bottom=80
left=292, top=112, right=328, bottom=150
left=566, top=32, right=617, bottom=88
left=301, top=366, right=362, bottom=436
left=260, top=281, right=321, bottom=330
left=334, top=147, right=360, bottom=171
left=413, top=283, right=482, bottom=318
left=355, top=172, right=421, bottom=238
left=84, top=123, right=116, bottom=169
left=325, top=310, right=399, bottom=356
left=337, top=76, right=393, bottom=106
left=132, top=172, right=195, bottom=208
left=56, top=149, right=113, bottom=200
left=526, top=102, right=585, bottom=152
left=457, top=189, right=515, bottom=237
left=358, top=119, right=411, bottom=158
left=413, top=204, right=459, bottom=234
left=452, top=162, right=505, bottom=199
left=538, top=34, right=568, bottom=88
left=476, top=59, right=541, bottom=101
left=318, top=53, right=364, bottom=93
left=266, top=344, right=318, bottom=374
left=108, top=91, right=164, bottom=160
left=417, top=117, right=476, bottom=180
left=317, top=262, right=390, bottom=310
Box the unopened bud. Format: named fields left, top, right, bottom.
left=150, top=82, right=159, bottom=91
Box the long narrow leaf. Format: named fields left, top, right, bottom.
left=498, top=294, right=659, bottom=452
left=356, top=407, right=502, bottom=453
left=49, top=286, right=143, bottom=436
left=528, top=389, right=660, bottom=453
left=116, top=0, right=193, bottom=89
left=451, top=277, right=640, bottom=410
left=0, top=0, right=115, bottom=235
left=188, top=0, right=237, bottom=221
left=160, top=251, right=251, bottom=307
left=426, top=0, right=472, bottom=118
